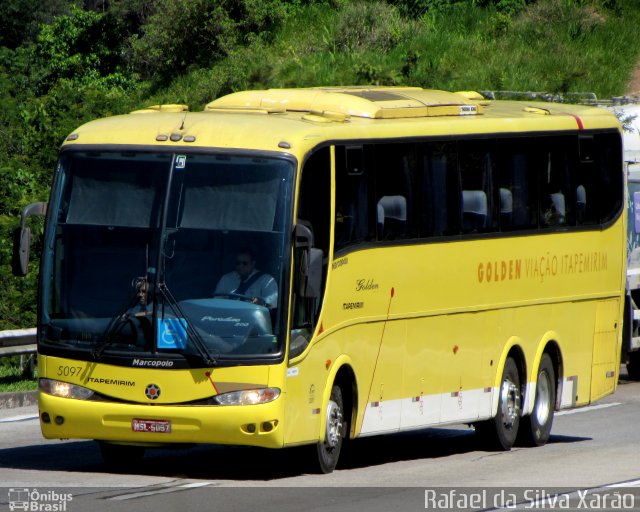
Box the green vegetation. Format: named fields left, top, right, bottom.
left=1, top=0, right=640, bottom=342
left=0, top=357, right=37, bottom=392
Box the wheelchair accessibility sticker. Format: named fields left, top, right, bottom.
left=157, top=317, right=188, bottom=349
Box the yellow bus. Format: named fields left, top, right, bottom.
left=14, top=87, right=626, bottom=473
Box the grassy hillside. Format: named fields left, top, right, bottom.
left=156, top=0, right=640, bottom=109
left=1, top=0, right=640, bottom=333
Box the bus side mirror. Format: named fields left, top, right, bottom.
left=299, top=248, right=322, bottom=299
left=12, top=201, right=47, bottom=277
left=295, top=222, right=322, bottom=299
left=13, top=226, right=32, bottom=277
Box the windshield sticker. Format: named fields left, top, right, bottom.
left=157, top=317, right=188, bottom=349
left=176, top=155, right=187, bottom=170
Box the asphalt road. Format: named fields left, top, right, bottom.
left=1, top=369, right=639, bottom=512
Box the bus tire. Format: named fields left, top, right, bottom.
left=475, top=357, right=521, bottom=450
left=518, top=353, right=555, bottom=447
left=315, top=384, right=345, bottom=474
left=98, top=441, right=145, bottom=469
left=627, top=351, right=640, bottom=381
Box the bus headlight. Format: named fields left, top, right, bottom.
left=39, top=378, right=94, bottom=400
left=214, top=387, right=280, bottom=406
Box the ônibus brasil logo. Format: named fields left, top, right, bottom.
left=8, top=488, right=73, bottom=511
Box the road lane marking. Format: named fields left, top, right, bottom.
left=608, top=479, right=640, bottom=487
left=0, top=413, right=39, bottom=423
left=556, top=402, right=621, bottom=416
left=107, top=482, right=218, bottom=500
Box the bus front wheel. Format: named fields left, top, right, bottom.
left=475, top=357, right=521, bottom=450
left=518, top=353, right=555, bottom=447
left=315, top=384, right=345, bottom=474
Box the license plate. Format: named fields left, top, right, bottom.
left=131, top=419, right=172, bottom=433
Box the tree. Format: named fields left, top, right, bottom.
left=30, top=5, right=135, bottom=95
left=0, top=0, right=80, bottom=49
left=128, top=0, right=291, bottom=83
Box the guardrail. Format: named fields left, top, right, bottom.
left=0, top=328, right=37, bottom=357
left=480, top=90, right=640, bottom=107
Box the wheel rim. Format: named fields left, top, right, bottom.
left=325, top=399, right=343, bottom=448
left=499, top=377, right=520, bottom=430
left=534, top=370, right=551, bottom=426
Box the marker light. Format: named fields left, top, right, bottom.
left=214, top=387, right=280, bottom=406
left=39, top=379, right=94, bottom=400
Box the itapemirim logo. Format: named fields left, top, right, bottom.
left=7, top=488, right=73, bottom=511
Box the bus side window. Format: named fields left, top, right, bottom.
left=335, top=145, right=374, bottom=250
left=573, top=133, right=622, bottom=226
left=540, top=143, right=572, bottom=228
left=419, top=142, right=459, bottom=237
left=373, top=144, right=414, bottom=240
left=293, top=147, right=331, bottom=341
left=458, top=140, right=497, bottom=233
left=499, top=142, right=538, bottom=231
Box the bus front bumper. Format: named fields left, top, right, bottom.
left=38, top=392, right=285, bottom=449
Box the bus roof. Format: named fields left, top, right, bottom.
left=62, top=86, right=621, bottom=154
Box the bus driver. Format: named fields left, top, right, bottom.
left=214, top=248, right=278, bottom=308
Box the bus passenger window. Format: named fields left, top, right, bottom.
left=458, top=140, right=497, bottom=233
left=373, top=144, right=414, bottom=241
left=539, top=145, right=571, bottom=228
left=592, top=133, right=623, bottom=224
left=419, top=142, right=459, bottom=237
left=499, top=144, right=538, bottom=231
left=335, top=145, right=372, bottom=251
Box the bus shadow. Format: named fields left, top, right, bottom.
left=0, top=428, right=592, bottom=481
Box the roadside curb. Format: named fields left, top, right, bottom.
left=0, top=391, right=37, bottom=409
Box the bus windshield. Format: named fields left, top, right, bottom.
left=628, top=177, right=640, bottom=285
left=40, top=150, right=293, bottom=364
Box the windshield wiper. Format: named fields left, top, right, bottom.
left=157, top=282, right=217, bottom=366
left=93, top=276, right=150, bottom=359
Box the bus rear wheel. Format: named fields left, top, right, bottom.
left=518, top=353, right=555, bottom=447
left=627, top=351, right=640, bottom=381
left=475, top=357, right=521, bottom=450
left=315, top=384, right=346, bottom=474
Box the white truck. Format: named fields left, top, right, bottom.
left=612, top=103, right=640, bottom=379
